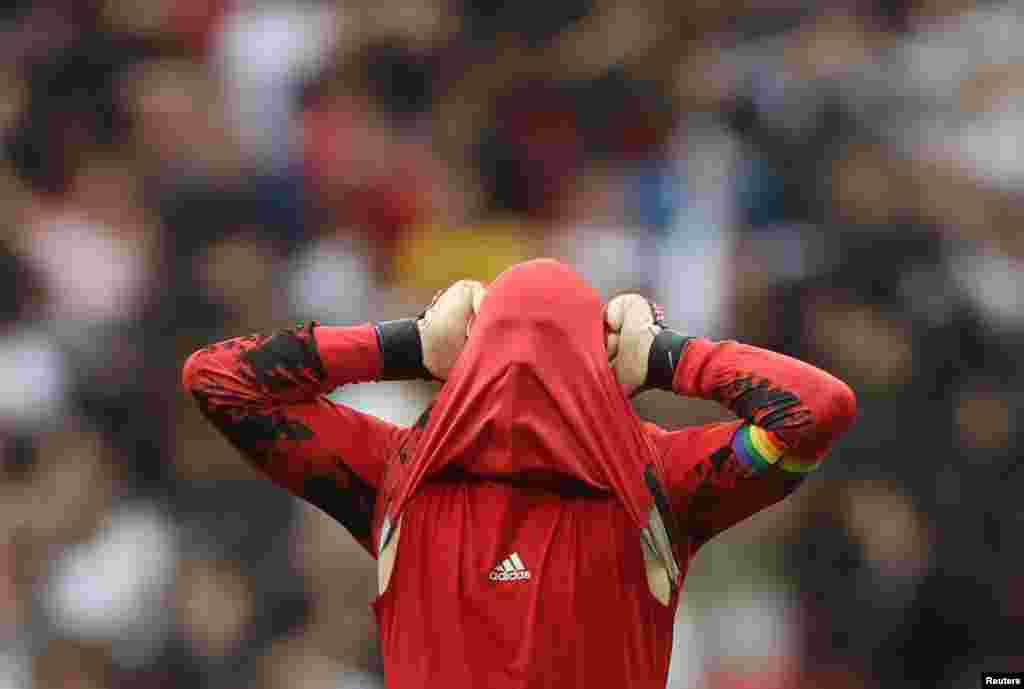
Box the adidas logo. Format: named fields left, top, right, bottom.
left=489, top=552, right=532, bottom=582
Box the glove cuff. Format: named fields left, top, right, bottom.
left=374, top=319, right=433, bottom=381
left=646, top=328, right=692, bottom=391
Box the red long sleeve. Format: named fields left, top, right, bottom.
left=650, top=338, right=857, bottom=547
left=672, top=337, right=857, bottom=463
left=181, top=322, right=405, bottom=554
left=181, top=322, right=383, bottom=407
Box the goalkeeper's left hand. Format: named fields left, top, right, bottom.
left=604, top=294, right=662, bottom=396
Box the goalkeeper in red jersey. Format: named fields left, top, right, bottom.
left=183, top=258, right=856, bottom=689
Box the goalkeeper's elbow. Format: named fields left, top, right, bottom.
left=826, top=378, right=858, bottom=437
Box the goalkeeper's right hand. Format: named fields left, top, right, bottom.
left=418, top=280, right=487, bottom=380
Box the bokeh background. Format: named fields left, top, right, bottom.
left=1, top=0, right=1022, bottom=687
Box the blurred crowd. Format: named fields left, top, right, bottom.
left=1, top=0, right=1022, bottom=687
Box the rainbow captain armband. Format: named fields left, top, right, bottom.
left=732, top=424, right=823, bottom=474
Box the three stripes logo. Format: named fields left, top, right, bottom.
left=489, top=552, right=531, bottom=582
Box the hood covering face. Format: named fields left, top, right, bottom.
left=382, top=259, right=674, bottom=547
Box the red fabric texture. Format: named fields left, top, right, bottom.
left=372, top=479, right=678, bottom=689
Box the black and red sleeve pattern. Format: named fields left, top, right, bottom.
left=673, top=338, right=857, bottom=469
left=656, top=337, right=857, bottom=547
left=182, top=323, right=407, bottom=554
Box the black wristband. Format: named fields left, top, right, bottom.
left=374, top=319, right=433, bottom=381
left=646, top=328, right=692, bottom=391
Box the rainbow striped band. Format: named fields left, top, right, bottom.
left=732, top=424, right=822, bottom=474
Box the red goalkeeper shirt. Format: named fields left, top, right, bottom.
left=183, top=267, right=855, bottom=689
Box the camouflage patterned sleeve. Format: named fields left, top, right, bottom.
left=649, top=338, right=857, bottom=549
left=182, top=323, right=408, bottom=555
left=671, top=338, right=857, bottom=471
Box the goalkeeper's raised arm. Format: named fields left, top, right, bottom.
left=180, top=280, right=484, bottom=553
left=606, top=292, right=858, bottom=547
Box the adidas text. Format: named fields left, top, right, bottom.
left=489, top=570, right=532, bottom=582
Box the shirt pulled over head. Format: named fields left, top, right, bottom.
left=381, top=259, right=667, bottom=539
